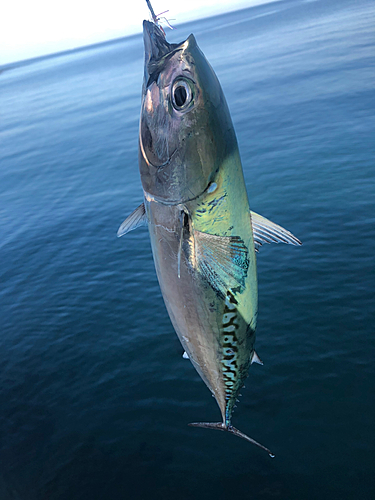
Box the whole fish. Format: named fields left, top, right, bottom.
left=118, top=10, right=301, bottom=456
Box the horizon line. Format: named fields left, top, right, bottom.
left=0, top=0, right=279, bottom=70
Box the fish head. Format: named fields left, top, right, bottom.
left=139, top=20, right=237, bottom=204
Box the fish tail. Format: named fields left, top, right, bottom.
left=188, top=422, right=275, bottom=458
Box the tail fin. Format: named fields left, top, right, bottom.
left=188, top=422, right=275, bottom=458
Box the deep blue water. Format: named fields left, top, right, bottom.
left=1, top=0, right=374, bottom=498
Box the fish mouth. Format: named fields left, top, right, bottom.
left=143, top=20, right=172, bottom=62
left=143, top=20, right=181, bottom=88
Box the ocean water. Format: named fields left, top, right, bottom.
left=0, top=0, right=374, bottom=498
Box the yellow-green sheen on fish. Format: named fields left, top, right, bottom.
left=118, top=15, right=301, bottom=456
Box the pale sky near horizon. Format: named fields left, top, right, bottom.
left=0, top=0, right=273, bottom=65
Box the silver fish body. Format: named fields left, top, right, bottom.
left=118, top=19, right=301, bottom=455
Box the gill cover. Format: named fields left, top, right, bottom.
left=139, top=21, right=238, bottom=203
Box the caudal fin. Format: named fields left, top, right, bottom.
left=188, top=422, right=275, bottom=458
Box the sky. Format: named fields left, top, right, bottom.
left=0, top=0, right=274, bottom=65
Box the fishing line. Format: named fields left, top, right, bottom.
left=145, top=0, right=174, bottom=34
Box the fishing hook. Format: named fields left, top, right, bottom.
left=155, top=11, right=175, bottom=30
left=145, top=0, right=174, bottom=35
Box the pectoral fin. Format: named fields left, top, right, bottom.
left=194, top=230, right=249, bottom=298
left=117, top=203, right=147, bottom=237
left=250, top=211, right=301, bottom=252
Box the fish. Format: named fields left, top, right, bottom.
left=118, top=7, right=301, bottom=457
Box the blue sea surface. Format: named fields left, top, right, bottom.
left=0, top=0, right=374, bottom=498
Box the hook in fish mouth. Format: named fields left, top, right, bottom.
left=143, top=20, right=182, bottom=88
left=143, top=20, right=170, bottom=60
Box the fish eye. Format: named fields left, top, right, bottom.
left=172, top=79, right=193, bottom=111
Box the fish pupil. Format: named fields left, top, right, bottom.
left=174, top=85, right=187, bottom=107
